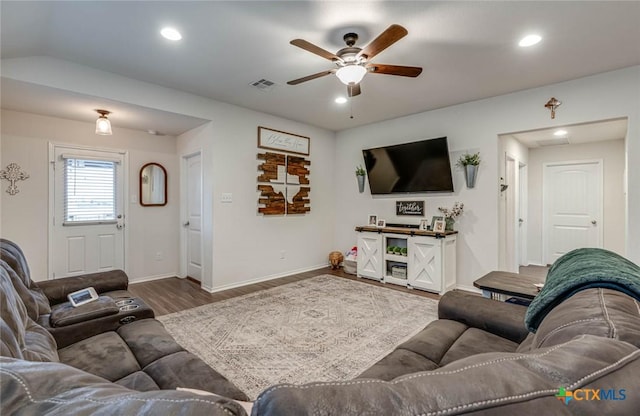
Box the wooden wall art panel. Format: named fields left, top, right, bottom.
left=257, top=152, right=286, bottom=183
left=257, top=184, right=286, bottom=215
left=257, top=151, right=310, bottom=215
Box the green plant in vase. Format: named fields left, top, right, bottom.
left=393, top=247, right=403, bottom=255
left=456, top=152, right=481, bottom=188
left=355, top=165, right=366, bottom=193
left=400, top=247, right=408, bottom=256
left=387, top=246, right=396, bottom=254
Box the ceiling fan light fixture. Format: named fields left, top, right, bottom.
left=336, top=65, right=367, bottom=85
left=335, top=97, right=348, bottom=104
left=95, top=109, right=112, bottom=136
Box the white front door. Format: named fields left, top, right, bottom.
left=185, top=153, right=202, bottom=281
left=51, top=146, right=125, bottom=278
left=544, top=160, right=602, bottom=264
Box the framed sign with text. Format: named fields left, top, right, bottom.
left=396, top=200, right=424, bottom=216
left=258, top=126, right=310, bottom=156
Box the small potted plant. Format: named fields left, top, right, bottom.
left=400, top=247, right=408, bottom=256
left=387, top=245, right=396, bottom=254
left=457, top=152, right=480, bottom=188
left=355, top=165, right=366, bottom=193
left=393, top=246, right=403, bottom=255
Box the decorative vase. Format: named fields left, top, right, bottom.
left=445, top=217, right=455, bottom=231
left=357, top=175, right=365, bottom=193
left=465, top=165, right=478, bottom=188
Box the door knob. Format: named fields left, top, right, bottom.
left=591, top=220, right=597, bottom=225
left=183, top=221, right=190, bottom=227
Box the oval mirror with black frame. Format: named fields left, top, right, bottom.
left=140, top=163, right=167, bottom=206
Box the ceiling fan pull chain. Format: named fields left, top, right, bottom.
left=350, top=91, right=354, bottom=119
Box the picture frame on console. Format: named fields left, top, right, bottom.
left=419, top=219, right=430, bottom=231
left=377, top=219, right=386, bottom=228
left=368, top=214, right=378, bottom=226
left=431, top=216, right=444, bottom=230
left=433, top=219, right=446, bottom=233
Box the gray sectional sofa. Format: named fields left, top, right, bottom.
left=2, top=238, right=640, bottom=415
left=1, top=238, right=249, bottom=415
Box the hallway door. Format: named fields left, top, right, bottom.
left=185, top=153, right=202, bottom=281
left=543, top=160, right=602, bottom=264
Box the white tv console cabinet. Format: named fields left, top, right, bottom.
left=355, top=226, right=457, bottom=295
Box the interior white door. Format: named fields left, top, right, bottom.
left=51, top=146, right=125, bottom=278
left=185, top=153, right=202, bottom=281
left=544, top=161, right=602, bottom=264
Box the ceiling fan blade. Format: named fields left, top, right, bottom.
left=290, top=39, right=341, bottom=61
left=347, top=83, right=361, bottom=97
left=287, top=70, right=335, bottom=85
left=367, top=64, right=422, bottom=77
left=358, top=24, right=408, bottom=60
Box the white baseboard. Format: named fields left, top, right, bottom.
left=202, top=264, right=328, bottom=293
left=455, top=284, right=482, bottom=294
left=526, top=261, right=547, bottom=267
left=129, top=273, right=177, bottom=284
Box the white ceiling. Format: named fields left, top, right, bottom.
left=505, top=118, right=628, bottom=148
left=1, top=1, right=640, bottom=133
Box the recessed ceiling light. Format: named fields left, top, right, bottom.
left=335, top=97, right=348, bottom=104
left=553, top=129, right=568, bottom=137
left=519, top=34, right=541, bottom=47
left=161, top=27, right=182, bottom=41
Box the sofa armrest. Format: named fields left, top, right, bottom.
left=438, top=290, right=529, bottom=343
left=252, top=336, right=639, bottom=416
left=37, top=269, right=129, bottom=305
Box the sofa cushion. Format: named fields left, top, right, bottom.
left=117, top=318, right=184, bottom=367
left=359, top=319, right=518, bottom=380
left=58, top=331, right=141, bottom=381
left=0, top=267, right=58, bottom=362
left=439, top=327, right=518, bottom=366
left=517, top=288, right=640, bottom=352
left=144, top=350, right=250, bottom=401
left=115, top=371, right=161, bottom=391
left=0, top=357, right=249, bottom=416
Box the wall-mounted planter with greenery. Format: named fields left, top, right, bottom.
left=355, top=165, right=366, bottom=193
left=457, top=152, right=481, bottom=189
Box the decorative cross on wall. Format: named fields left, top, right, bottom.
left=0, top=163, right=30, bottom=195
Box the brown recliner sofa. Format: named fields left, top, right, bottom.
left=1, top=238, right=249, bottom=415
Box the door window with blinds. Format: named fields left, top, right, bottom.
left=63, top=157, right=118, bottom=224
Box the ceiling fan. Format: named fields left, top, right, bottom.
left=287, top=24, right=422, bottom=97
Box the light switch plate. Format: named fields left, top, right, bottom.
left=221, top=193, right=233, bottom=203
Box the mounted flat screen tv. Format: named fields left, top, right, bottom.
left=362, top=137, right=454, bottom=194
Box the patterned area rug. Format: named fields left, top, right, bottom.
left=158, top=275, right=438, bottom=399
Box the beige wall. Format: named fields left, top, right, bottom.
left=527, top=139, right=626, bottom=264
left=0, top=110, right=180, bottom=282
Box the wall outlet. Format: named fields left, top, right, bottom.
left=131, top=194, right=138, bottom=204
left=221, top=193, right=233, bottom=203
left=155, top=252, right=163, bottom=261
left=279, top=250, right=286, bottom=260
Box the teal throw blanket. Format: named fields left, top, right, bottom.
left=525, top=248, right=640, bottom=332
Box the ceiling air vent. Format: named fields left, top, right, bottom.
left=249, top=79, right=276, bottom=92
left=536, top=138, right=569, bottom=147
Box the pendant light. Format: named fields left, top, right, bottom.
left=95, top=109, right=113, bottom=135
